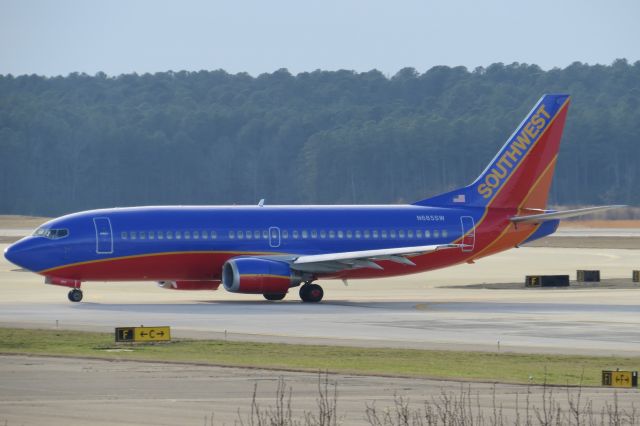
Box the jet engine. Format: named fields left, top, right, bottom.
left=222, top=258, right=303, bottom=294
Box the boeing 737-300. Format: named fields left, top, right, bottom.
left=3, top=94, right=623, bottom=303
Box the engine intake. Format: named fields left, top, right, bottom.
left=222, top=258, right=302, bottom=294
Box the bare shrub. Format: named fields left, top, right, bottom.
left=236, top=372, right=338, bottom=426
left=229, top=373, right=638, bottom=426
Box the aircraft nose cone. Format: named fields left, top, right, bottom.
left=4, top=243, right=18, bottom=265
left=4, top=239, right=30, bottom=269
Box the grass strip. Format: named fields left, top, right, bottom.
left=1, top=327, right=638, bottom=386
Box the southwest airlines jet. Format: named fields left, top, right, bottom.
left=4, top=94, right=621, bottom=303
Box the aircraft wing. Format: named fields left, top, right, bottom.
left=287, top=244, right=461, bottom=273
left=510, top=205, right=626, bottom=224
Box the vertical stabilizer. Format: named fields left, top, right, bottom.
left=414, top=94, right=570, bottom=210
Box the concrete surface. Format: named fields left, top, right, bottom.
left=2, top=222, right=640, bottom=425
left=1, top=355, right=638, bottom=426
left=1, top=243, right=640, bottom=355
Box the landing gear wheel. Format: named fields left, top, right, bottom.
left=299, top=283, right=323, bottom=303
left=68, top=289, right=83, bottom=303
left=263, top=293, right=286, bottom=301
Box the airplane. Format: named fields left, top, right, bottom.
left=4, top=94, right=623, bottom=303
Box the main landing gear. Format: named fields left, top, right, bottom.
left=68, top=288, right=83, bottom=302
left=299, top=282, right=323, bottom=303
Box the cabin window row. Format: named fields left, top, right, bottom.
left=120, top=228, right=449, bottom=241
left=229, top=229, right=449, bottom=239
left=121, top=230, right=218, bottom=240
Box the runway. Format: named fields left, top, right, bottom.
left=2, top=242, right=640, bottom=355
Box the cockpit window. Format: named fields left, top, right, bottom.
left=33, top=227, right=69, bottom=239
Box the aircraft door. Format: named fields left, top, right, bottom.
left=268, top=226, right=281, bottom=248
left=460, top=216, right=475, bottom=252
left=93, top=217, right=114, bottom=254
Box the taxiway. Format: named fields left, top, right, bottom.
left=1, top=243, right=639, bottom=355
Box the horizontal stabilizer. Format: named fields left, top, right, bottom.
left=510, top=205, right=626, bottom=224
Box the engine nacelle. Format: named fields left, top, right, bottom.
left=157, top=280, right=221, bottom=290
left=222, top=258, right=302, bottom=294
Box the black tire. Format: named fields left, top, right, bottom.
left=299, top=283, right=323, bottom=303
left=263, top=293, right=286, bottom=301
left=68, top=289, right=83, bottom=302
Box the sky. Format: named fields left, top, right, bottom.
left=1, top=0, right=639, bottom=77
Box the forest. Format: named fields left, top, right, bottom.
left=1, top=60, right=639, bottom=216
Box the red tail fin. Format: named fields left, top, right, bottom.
left=414, top=94, right=570, bottom=210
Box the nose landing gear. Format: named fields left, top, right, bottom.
left=68, top=288, right=83, bottom=302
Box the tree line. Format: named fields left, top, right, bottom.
left=1, top=60, right=639, bottom=216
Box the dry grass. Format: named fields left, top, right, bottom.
left=231, top=372, right=639, bottom=426
left=1, top=328, right=640, bottom=386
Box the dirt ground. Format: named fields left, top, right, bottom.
left=0, top=215, right=50, bottom=228
left=525, top=236, right=640, bottom=249
left=559, top=219, right=640, bottom=228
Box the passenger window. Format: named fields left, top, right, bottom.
left=262, top=230, right=269, bottom=239
left=166, top=231, right=173, bottom=240
left=201, top=231, right=208, bottom=240
left=121, top=232, right=128, bottom=239
left=282, top=230, right=289, bottom=239
left=228, top=230, right=235, bottom=239
left=311, top=230, right=318, bottom=239
left=424, top=230, right=431, bottom=238
left=329, top=230, right=335, bottom=239
left=372, top=230, right=379, bottom=238
left=364, top=230, right=370, bottom=239
left=407, top=230, right=414, bottom=238
left=398, top=230, right=405, bottom=238
left=149, top=231, right=155, bottom=240
left=346, top=230, right=353, bottom=239
left=390, top=230, right=396, bottom=238
left=293, top=230, right=299, bottom=239
left=355, top=230, right=361, bottom=239
left=130, top=231, right=137, bottom=240
left=211, top=231, right=217, bottom=239
left=184, top=231, right=190, bottom=239
left=416, top=230, right=423, bottom=238
left=302, top=230, right=309, bottom=239
left=381, top=230, right=388, bottom=238
left=193, top=231, right=199, bottom=239
left=157, top=231, right=164, bottom=240
left=254, top=230, right=260, bottom=239
left=433, top=230, right=440, bottom=238
left=139, top=231, right=146, bottom=240
left=245, top=230, right=252, bottom=240
left=237, top=231, right=244, bottom=239
left=320, top=230, right=326, bottom=239
left=175, top=231, right=182, bottom=239
left=338, top=230, right=344, bottom=239
left=442, top=229, right=448, bottom=238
